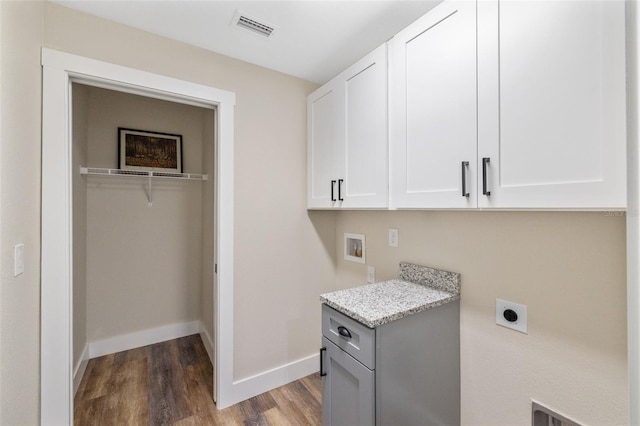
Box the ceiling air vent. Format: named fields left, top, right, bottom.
left=232, top=10, right=277, bottom=38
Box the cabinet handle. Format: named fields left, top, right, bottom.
left=338, top=179, right=344, bottom=201
left=330, top=180, right=337, bottom=202
left=337, top=326, right=352, bottom=339
left=461, top=161, right=469, bottom=198
left=482, top=157, right=491, bottom=196
left=320, top=347, right=327, bottom=377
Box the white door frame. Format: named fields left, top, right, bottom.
left=627, top=2, right=640, bottom=423
left=41, top=48, right=236, bottom=424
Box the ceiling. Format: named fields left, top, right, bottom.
left=50, top=0, right=441, bottom=84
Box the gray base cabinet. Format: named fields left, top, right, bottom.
left=321, top=302, right=460, bottom=426
left=321, top=337, right=375, bottom=426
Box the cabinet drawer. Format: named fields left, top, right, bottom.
left=322, top=304, right=375, bottom=369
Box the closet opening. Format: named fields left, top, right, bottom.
left=70, top=82, right=217, bottom=417
left=41, top=49, right=236, bottom=424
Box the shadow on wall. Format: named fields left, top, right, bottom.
left=307, top=211, right=338, bottom=268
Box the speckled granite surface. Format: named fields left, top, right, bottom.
left=399, top=261, right=460, bottom=294
left=320, top=263, right=460, bottom=328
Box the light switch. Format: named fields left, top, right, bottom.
left=14, top=243, right=24, bottom=277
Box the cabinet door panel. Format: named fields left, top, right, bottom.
left=390, top=1, right=477, bottom=208
left=322, top=337, right=375, bottom=426
left=308, top=45, right=386, bottom=209
left=478, top=0, right=626, bottom=208
left=342, top=45, right=388, bottom=208
left=308, top=83, right=344, bottom=208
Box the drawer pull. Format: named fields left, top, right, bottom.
left=337, top=326, right=352, bottom=339
left=320, top=347, right=327, bottom=377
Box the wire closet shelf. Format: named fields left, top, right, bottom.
left=79, top=166, right=208, bottom=206
left=79, top=166, right=208, bottom=181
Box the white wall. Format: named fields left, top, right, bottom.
left=44, top=2, right=335, bottom=382
left=82, top=86, right=210, bottom=341
left=0, top=2, right=44, bottom=424
left=335, top=210, right=628, bottom=425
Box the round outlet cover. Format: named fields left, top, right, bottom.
left=503, top=309, right=518, bottom=322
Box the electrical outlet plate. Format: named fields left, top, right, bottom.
left=496, top=298, right=527, bottom=334
left=388, top=228, right=399, bottom=247
left=367, top=266, right=375, bottom=283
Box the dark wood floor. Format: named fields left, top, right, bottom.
left=74, top=334, right=322, bottom=425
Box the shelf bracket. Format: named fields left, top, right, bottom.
left=147, top=174, right=153, bottom=207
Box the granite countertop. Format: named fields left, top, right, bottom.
left=320, top=262, right=461, bottom=328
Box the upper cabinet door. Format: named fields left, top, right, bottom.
left=341, top=45, right=388, bottom=208
left=308, top=81, right=344, bottom=209
left=389, top=1, right=477, bottom=209
left=477, top=0, right=627, bottom=209
left=308, top=45, right=388, bottom=209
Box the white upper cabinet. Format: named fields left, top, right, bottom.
left=342, top=46, right=388, bottom=208
left=308, top=81, right=344, bottom=208
left=309, top=0, right=626, bottom=210
left=477, top=0, right=626, bottom=209
left=389, top=1, right=477, bottom=209
left=307, top=45, right=388, bottom=209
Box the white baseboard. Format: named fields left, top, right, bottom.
left=88, top=320, right=201, bottom=359
left=199, top=323, right=215, bottom=365
left=76, top=320, right=318, bottom=410
left=73, top=343, right=90, bottom=396
left=229, top=353, right=319, bottom=405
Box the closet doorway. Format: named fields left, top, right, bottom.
left=70, top=81, right=216, bottom=400
left=41, top=49, right=236, bottom=425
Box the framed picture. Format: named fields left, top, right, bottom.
left=118, top=127, right=183, bottom=172
left=344, top=233, right=366, bottom=264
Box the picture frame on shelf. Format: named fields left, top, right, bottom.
left=118, top=127, right=183, bottom=173
left=344, top=233, right=366, bottom=264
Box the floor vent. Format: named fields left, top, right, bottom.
left=232, top=10, right=276, bottom=38
left=532, top=401, right=581, bottom=426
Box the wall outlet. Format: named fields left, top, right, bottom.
left=496, top=298, right=527, bottom=334
left=388, top=228, right=399, bottom=247
left=367, top=266, right=375, bottom=283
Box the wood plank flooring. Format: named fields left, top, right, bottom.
left=74, top=335, right=322, bottom=425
